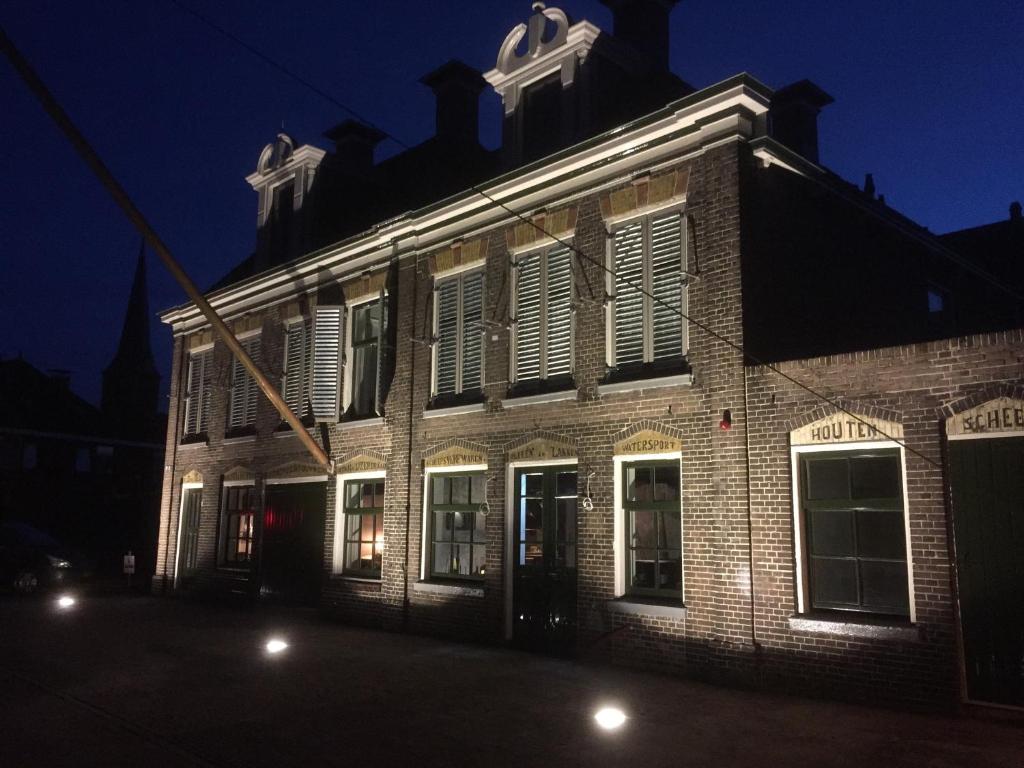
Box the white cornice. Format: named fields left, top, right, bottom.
left=161, top=76, right=772, bottom=335
left=245, top=144, right=327, bottom=189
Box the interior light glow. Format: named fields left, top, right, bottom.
left=265, top=638, right=288, bottom=654
left=594, top=707, right=627, bottom=730
left=56, top=595, right=76, bottom=609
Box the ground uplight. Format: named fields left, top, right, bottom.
left=56, top=595, right=76, bottom=609
left=594, top=707, right=627, bottom=730
left=265, top=638, right=288, bottom=654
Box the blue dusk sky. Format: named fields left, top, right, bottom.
left=1, top=0, right=1021, bottom=406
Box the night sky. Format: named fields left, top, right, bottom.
left=2, top=0, right=1021, bottom=407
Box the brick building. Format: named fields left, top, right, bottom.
left=152, top=2, right=1023, bottom=709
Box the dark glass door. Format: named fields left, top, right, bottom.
left=949, top=436, right=1024, bottom=707
left=260, top=482, right=326, bottom=603
left=179, top=487, right=202, bottom=581
left=513, top=467, right=577, bottom=653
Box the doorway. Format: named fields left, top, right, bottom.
left=948, top=436, right=1024, bottom=708
left=260, top=482, right=326, bottom=603
left=512, top=466, right=578, bottom=653
left=178, top=486, right=202, bottom=583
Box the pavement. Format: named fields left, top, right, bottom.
left=0, top=591, right=1021, bottom=768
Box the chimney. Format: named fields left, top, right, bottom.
left=1010, top=201, right=1022, bottom=222
left=323, top=120, right=386, bottom=175
left=420, top=60, right=486, bottom=144
left=769, top=80, right=834, bottom=164
left=601, top=0, right=680, bottom=70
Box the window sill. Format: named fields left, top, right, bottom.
left=413, top=580, right=485, bottom=598
left=606, top=597, right=687, bottom=619
left=597, top=373, right=693, bottom=395
left=222, top=433, right=257, bottom=445
left=422, top=401, right=486, bottom=419
left=330, top=574, right=382, bottom=587
left=788, top=614, right=921, bottom=641
left=501, top=388, right=577, bottom=409
left=178, top=435, right=208, bottom=449
left=338, top=416, right=385, bottom=430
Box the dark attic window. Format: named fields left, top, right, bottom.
left=522, top=72, right=562, bottom=162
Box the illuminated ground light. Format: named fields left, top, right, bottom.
left=265, top=638, right=289, bottom=655
left=56, top=595, right=76, bottom=609
left=594, top=707, right=627, bottom=731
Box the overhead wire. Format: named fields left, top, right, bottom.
left=166, top=0, right=953, bottom=469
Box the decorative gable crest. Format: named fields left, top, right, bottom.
left=336, top=450, right=388, bottom=474
left=507, top=432, right=576, bottom=462
left=423, top=439, right=488, bottom=468
left=182, top=469, right=203, bottom=484
left=223, top=464, right=256, bottom=483
left=613, top=421, right=684, bottom=455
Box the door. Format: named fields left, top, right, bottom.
left=260, top=482, right=326, bottom=603
left=513, top=467, right=577, bottom=653
left=949, top=436, right=1024, bottom=707
left=179, top=487, right=202, bottom=581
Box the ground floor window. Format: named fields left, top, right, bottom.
left=342, top=478, right=384, bottom=578
left=623, top=460, right=682, bottom=597
left=428, top=472, right=487, bottom=580
left=798, top=447, right=909, bottom=616
left=221, top=485, right=256, bottom=567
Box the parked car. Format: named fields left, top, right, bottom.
left=0, top=521, right=92, bottom=593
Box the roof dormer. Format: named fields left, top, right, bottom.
left=245, top=133, right=326, bottom=229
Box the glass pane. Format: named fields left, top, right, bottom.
left=556, top=472, right=577, bottom=497
left=453, top=511, right=472, bottom=542
left=452, top=543, right=471, bottom=575
left=471, top=474, right=486, bottom=504
left=352, top=301, right=380, bottom=343
left=556, top=498, right=576, bottom=544
left=856, top=510, right=906, bottom=559
left=860, top=561, right=909, bottom=613
left=654, top=464, right=679, bottom=501
left=352, top=344, right=378, bottom=416
left=811, top=558, right=858, bottom=607
left=345, top=514, right=361, bottom=539
left=523, top=543, right=543, bottom=566
left=345, top=542, right=360, bottom=569
left=433, top=511, right=451, bottom=542
left=361, top=482, right=375, bottom=509
left=626, top=465, right=637, bottom=501
left=433, top=543, right=451, bottom=574
left=451, top=476, right=470, bottom=504
left=374, top=482, right=385, bottom=507
left=433, top=477, right=448, bottom=506
left=474, top=509, right=487, bottom=542
left=561, top=544, right=576, bottom=569
left=471, top=545, right=487, bottom=576
left=345, top=482, right=360, bottom=510
left=359, top=542, right=373, bottom=563
left=522, top=500, right=543, bottom=542
left=658, top=554, right=682, bottom=592
left=810, top=509, right=855, bottom=557
left=523, top=473, right=543, bottom=497
left=361, top=514, right=374, bottom=542
left=851, top=455, right=901, bottom=499
left=807, top=458, right=849, bottom=500
left=372, top=512, right=384, bottom=548
left=631, top=509, right=657, bottom=548
left=631, top=466, right=652, bottom=502
left=632, top=549, right=657, bottom=588
left=662, top=512, right=681, bottom=550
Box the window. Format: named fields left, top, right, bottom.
left=346, top=297, right=386, bottom=418
left=220, top=485, right=256, bottom=567
left=798, top=448, right=909, bottom=616
left=608, top=210, right=687, bottom=375
left=623, top=461, right=682, bottom=597
left=433, top=270, right=484, bottom=403
left=511, top=245, right=573, bottom=390
left=282, top=317, right=313, bottom=421
left=341, top=479, right=385, bottom=578
left=183, top=347, right=213, bottom=438
left=227, top=335, right=261, bottom=432
left=427, top=473, right=487, bottom=580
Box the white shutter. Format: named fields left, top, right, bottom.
left=545, top=246, right=573, bottom=377
left=373, top=290, right=385, bottom=416
left=282, top=319, right=312, bottom=418
left=650, top=211, right=683, bottom=361
left=435, top=280, right=459, bottom=396
left=613, top=222, right=645, bottom=367
left=198, top=350, right=212, bottom=433
left=228, top=336, right=261, bottom=429
left=184, top=352, right=201, bottom=435
left=311, top=306, right=344, bottom=422
left=460, top=271, right=483, bottom=391
left=514, top=253, right=542, bottom=382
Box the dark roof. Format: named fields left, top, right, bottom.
left=0, top=358, right=104, bottom=436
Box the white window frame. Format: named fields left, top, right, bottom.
left=183, top=343, right=214, bottom=437
left=342, top=292, right=386, bottom=417
left=419, top=463, right=488, bottom=581
left=612, top=450, right=684, bottom=601
left=604, top=203, right=688, bottom=368
left=509, top=242, right=575, bottom=385
left=332, top=470, right=386, bottom=577
left=789, top=440, right=916, bottom=622
left=430, top=264, right=486, bottom=398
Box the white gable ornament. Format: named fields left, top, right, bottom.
left=496, top=3, right=570, bottom=75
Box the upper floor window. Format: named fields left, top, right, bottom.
left=432, top=270, right=484, bottom=404
left=282, top=317, right=313, bottom=422
left=346, top=297, right=386, bottom=419
left=511, top=245, right=573, bottom=391
left=183, top=347, right=213, bottom=438
left=227, top=335, right=261, bottom=433
left=607, top=210, right=687, bottom=376
left=623, top=460, right=682, bottom=598
left=797, top=448, right=909, bottom=617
